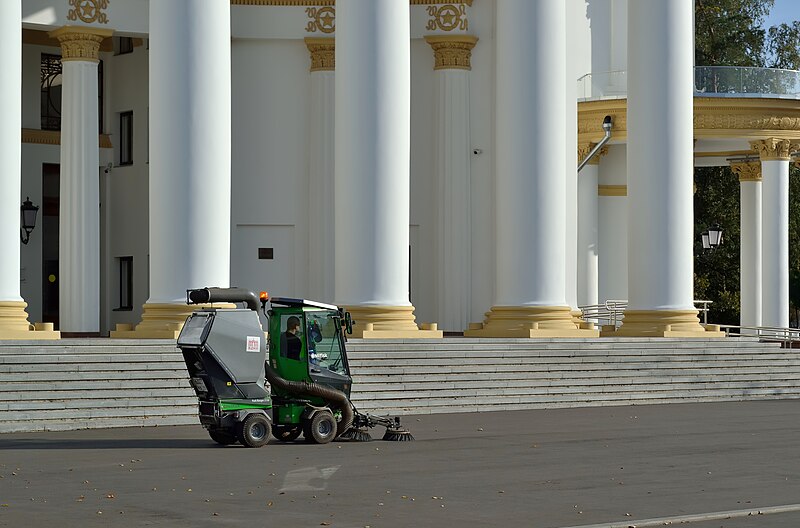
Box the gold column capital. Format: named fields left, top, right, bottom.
left=578, top=142, right=608, bottom=167
left=304, top=37, right=335, bottom=72
left=750, top=138, right=799, bottom=161
left=49, top=26, right=113, bottom=62
left=730, top=160, right=762, bottom=182
left=424, top=35, right=478, bottom=71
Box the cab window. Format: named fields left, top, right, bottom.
left=305, top=311, right=347, bottom=375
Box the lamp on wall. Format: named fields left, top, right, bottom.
left=701, top=224, right=723, bottom=250
left=20, top=197, right=39, bottom=245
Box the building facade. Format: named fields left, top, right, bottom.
left=1, top=0, right=796, bottom=340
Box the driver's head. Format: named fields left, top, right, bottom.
left=286, top=316, right=301, bottom=333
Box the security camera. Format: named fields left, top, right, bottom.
left=472, top=148, right=483, bottom=155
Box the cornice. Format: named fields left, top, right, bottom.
left=424, top=35, right=477, bottom=70
left=231, top=0, right=472, bottom=5
left=22, top=128, right=113, bottom=149
left=579, top=97, right=800, bottom=144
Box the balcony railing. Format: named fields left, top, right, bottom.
left=577, top=66, right=800, bottom=100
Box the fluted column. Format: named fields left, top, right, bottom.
left=424, top=35, right=477, bottom=333
left=305, top=38, right=336, bottom=303
left=466, top=0, right=597, bottom=337
left=752, top=138, right=794, bottom=328
left=50, top=26, right=112, bottom=334
left=617, top=0, right=717, bottom=337
left=335, top=0, right=440, bottom=338
left=731, top=161, right=762, bottom=330
left=112, top=0, right=232, bottom=338
left=0, top=2, right=57, bottom=339
left=577, top=143, right=606, bottom=308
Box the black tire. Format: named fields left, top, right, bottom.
left=303, top=411, right=337, bottom=444
left=236, top=413, right=271, bottom=448
left=208, top=428, right=237, bottom=446
left=272, top=425, right=302, bottom=442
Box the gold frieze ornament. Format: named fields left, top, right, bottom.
left=750, top=137, right=798, bottom=160
left=730, top=161, right=762, bottom=182
left=305, top=37, right=334, bottom=72
left=306, top=6, right=335, bottom=33
left=67, top=0, right=109, bottom=24
left=424, top=35, right=477, bottom=71
left=49, top=26, right=114, bottom=62
left=578, top=142, right=608, bottom=166
left=426, top=4, right=468, bottom=32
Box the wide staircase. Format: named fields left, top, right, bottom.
left=2, top=337, right=800, bottom=433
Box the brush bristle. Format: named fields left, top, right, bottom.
left=338, top=428, right=373, bottom=442
left=383, top=429, right=415, bottom=441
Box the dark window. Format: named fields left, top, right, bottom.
left=40, top=54, right=104, bottom=132
left=117, top=256, right=133, bottom=310
left=40, top=53, right=62, bottom=131
left=120, top=111, right=133, bottom=165
left=258, top=248, right=274, bottom=260
left=115, top=37, right=134, bottom=55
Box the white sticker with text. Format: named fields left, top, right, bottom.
left=246, top=335, right=261, bottom=352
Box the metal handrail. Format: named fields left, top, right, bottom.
left=718, top=324, right=800, bottom=348
left=579, top=299, right=713, bottom=328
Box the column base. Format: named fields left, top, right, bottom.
left=609, top=309, right=725, bottom=338
left=344, top=305, right=442, bottom=339
left=464, top=305, right=600, bottom=338
left=0, top=302, right=60, bottom=340
left=110, top=302, right=235, bottom=339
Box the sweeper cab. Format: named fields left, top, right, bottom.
left=176, top=287, right=413, bottom=447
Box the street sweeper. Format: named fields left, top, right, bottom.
left=177, top=287, right=414, bottom=447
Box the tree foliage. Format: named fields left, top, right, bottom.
left=693, top=0, right=800, bottom=326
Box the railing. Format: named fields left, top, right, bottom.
left=577, top=66, right=800, bottom=100
left=718, top=325, right=800, bottom=348
left=579, top=299, right=713, bottom=329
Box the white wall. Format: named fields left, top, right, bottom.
left=103, top=44, right=150, bottom=334
left=598, top=144, right=628, bottom=301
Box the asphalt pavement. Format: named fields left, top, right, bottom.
left=1, top=400, right=799, bottom=527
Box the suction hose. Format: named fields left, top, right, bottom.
left=265, top=364, right=354, bottom=436
left=188, top=287, right=260, bottom=312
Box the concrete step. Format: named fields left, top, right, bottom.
left=0, top=414, right=198, bottom=433
left=0, top=369, right=190, bottom=382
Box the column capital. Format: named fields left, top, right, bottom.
left=49, top=26, right=113, bottom=62
left=304, top=37, right=334, bottom=72
left=578, top=142, right=608, bottom=166
left=424, top=35, right=478, bottom=71
left=730, top=160, right=762, bottom=182
left=750, top=138, right=798, bottom=161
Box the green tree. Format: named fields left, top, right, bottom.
left=695, top=0, right=772, bottom=67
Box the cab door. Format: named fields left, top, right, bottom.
left=304, top=310, right=352, bottom=394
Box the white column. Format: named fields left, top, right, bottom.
left=731, top=161, right=762, bottom=329
left=305, top=38, right=335, bottom=303
left=466, top=0, right=595, bottom=337
left=753, top=139, right=792, bottom=328
left=577, top=145, right=604, bottom=307
left=113, top=0, right=231, bottom=338
left=51, top=27, right=112, bottom=334
left=619, top=0, right=710, bottom=336
left=425, top=35, right=477, bottom=333
left=335, top=0, right=440, bottom=338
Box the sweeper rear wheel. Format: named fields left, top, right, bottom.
left=303, top=411, right=337, bottom=444
left=208, top=428, right=238, bottom=445
left=236, top=413, right=271, bottom=448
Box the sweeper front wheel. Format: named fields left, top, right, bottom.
left=208, top=428, right=238, bottom=445
left=303, top=411, right=337, bottom=444
left=236, top=413, right=271, bottom=448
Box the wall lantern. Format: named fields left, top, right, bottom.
left=20, top=197, right=39, bottom=245
left=701, top=224, right=723, bottom=250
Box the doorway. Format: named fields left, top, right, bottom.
left=42, top=163, right=59, bottom=329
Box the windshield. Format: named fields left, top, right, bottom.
left=304, top=310, right=347, bottom=375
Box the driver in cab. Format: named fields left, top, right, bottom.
left=281, top=316, right=302, bottom=360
